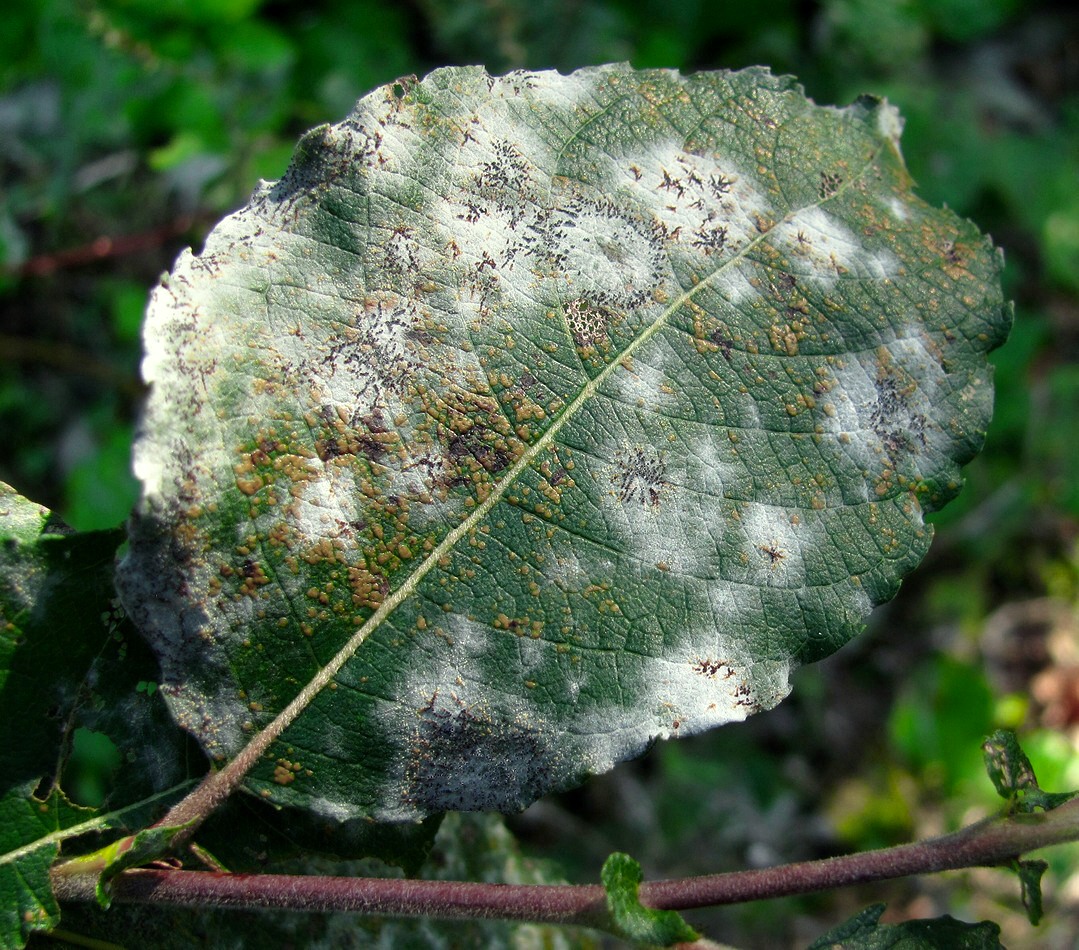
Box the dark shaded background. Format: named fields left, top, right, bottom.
left=2, top=1, right=1078, bottom=946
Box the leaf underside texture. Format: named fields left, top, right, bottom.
left=118, top=65, right=1009, bottom=822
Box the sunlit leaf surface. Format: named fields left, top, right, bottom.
left=119, top=65, right=1009, bottom=821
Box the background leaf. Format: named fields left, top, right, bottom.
left=0, top=481, right=197, bottom=809
left=119, top=64, right=1008, bottom=824
left=0, top=783, right=94, bottom=950
left=807, top=903, right=1004, bottom=949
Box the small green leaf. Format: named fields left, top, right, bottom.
left=0, top=780, right=190, bottom=950
left=982, top=729, right=1077, bottom=813
left=58, top=820, right=197, bottom=909
left=983, top=729, right=1036, bottom=799
left=1013, top=858, right=1047, bottom=925
left=0, top=784, right=90, bottom=950
left=808, top=902, right=1004, bottom=949
left=601, top=852, right=698, bottom=946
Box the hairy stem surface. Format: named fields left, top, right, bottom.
left=51, top=799, right=1079, bottom=927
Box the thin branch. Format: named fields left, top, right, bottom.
left=51, top=798, right=1079, bottom=927
left=7, top=215, right=207, bottom=278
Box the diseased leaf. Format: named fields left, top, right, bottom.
left=0, top=481, right=198, bottom=806
left=118, top=65, right=1010, bottom=822
left=1013, top=858, right=1047, bottom=925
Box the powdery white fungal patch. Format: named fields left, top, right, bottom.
left=564, top=644, right=791, bottom=778
left=303, top=794, right=358, bottom=824
left=875, top=101, right=905, bottom=148
left=547, top=545, right=603, bottom=595
left=607, top=345, right=677, bottom=412
left=135, top=271, right=239, bottom=502
left=683, top=431, right=740, bottom=502
left=840, top=578, right=875, bottom=627
left=817, top=358, right=879, bottom=436
left=540, top=195, right=668, bottom=312
left=822, top=331, right=951, bottom=479
left=738, top=501, right=815, bottom=586
left=886, top=196, right=909, bottom=222
left=640, top=650, right=792, bottom=738
left=774, top=206, right=898, bottom=285
left=505, top=68, right=601, bottom=111
left=607, top=145, right=772, bottom=262
left=711, top=266, right=760, bottom=306
left=816, top=358, right=885, bottom=487
left=390, top=615, right=558, bottom=814
left=289, top=462, right=362, bottom=548
left=596, top=439, right=721, bottom=577
left=303, top=297, right=417, bottom=425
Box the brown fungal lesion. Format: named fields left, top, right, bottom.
left=758, top=542, right=786, bottom=568
left=692, top=657, right=734, bottom=678
left=564, top=297, right=612, bottom=352
left=818, top=170, right=843, bottom=200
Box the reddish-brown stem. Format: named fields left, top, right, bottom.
left=8, top=215, right=206, bottom=277
left=50, top=799, right=1079, bottom=929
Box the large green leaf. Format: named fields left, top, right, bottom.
left=118, top=65, right=1009, bottom=822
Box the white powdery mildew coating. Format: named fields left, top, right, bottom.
left=774, top=206, right=899, bottom=285
left=738, top=500, right=817, bottom=586
left=876, top=101, right=905, bottom=148
left=816, top=359, right=880, bottom=493
left=547, top=545, right=606, bottom=596
left=289, top=460, right=362, bottom=547
left=137, top=257, right=241, bottom=501
left=886, top=196, right=910, bottom=222
left=508, top=68, right=604, bottom=111
left=566, top=614, right=791, bottom=777
left=302, top=297, right=415, bottom=426
left=820, top=328, right=950, bottom=481
left=549, top=199, right=665, bottom=305
left=607, top=342, right=677, bottom=413
left=639, top=649, right=792, bottom=738
left=819, top=358, right=878, bottom=434
left=840, top=577, right=875, bottom=627
left=594, top=434, right=723, bottom=578
left=683, top=431, right=739, bottom=502
left=427, top=103, right=555, bottom=317
left=375, top=613, right=561, bottom=818
left=607, top=144, right=771, bottom=256
left=887, top=328, right=948, bottom=431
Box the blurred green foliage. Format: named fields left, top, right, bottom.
left=2, top=1, right=1078, bottom=946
